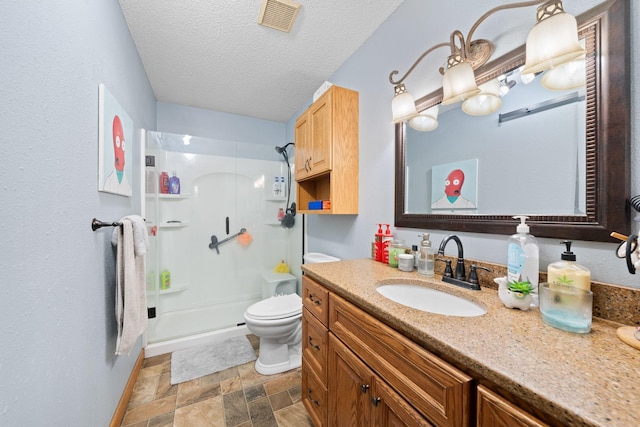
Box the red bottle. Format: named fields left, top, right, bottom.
left=160, top=172, right=169, bottom=194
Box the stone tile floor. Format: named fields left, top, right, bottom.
left=120, top=334, right=313, bottom=427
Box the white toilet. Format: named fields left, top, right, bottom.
left=243, top=271, right=302, bottom=375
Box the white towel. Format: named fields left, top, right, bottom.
left=111, top=215, right=148, bottom=256
left=113, top=217, right=148, bottom=356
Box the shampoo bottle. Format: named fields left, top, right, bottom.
left=547, top=241, right=591, bottom=291
left=272, top=177, right=281, bottom=198
left=507, top=216, right=539, bottom=305
left=160, top=171, right=169, bottom=194
left=279, top=176, right=286, bottom=199
left=160, top=270, right=171, bottom=290
left=169, top=171, right=180, bottom=194
left=417, top=233, right=435, bottom=277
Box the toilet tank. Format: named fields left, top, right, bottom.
left=303, top=252, right=341, bottom=264
left=261, top=271, right=297, bottom=299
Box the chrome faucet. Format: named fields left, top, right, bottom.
left=437, top=234, right=466, bottom=280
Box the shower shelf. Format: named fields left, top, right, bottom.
left=145, top=193, right=191, bottom=199
left=158, top=221, right=190, bottom=228
left=158, top=284, right=188, bottom=295
left=159, top=193, right=191, bottom=199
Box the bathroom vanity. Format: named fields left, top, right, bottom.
left=301, top=259, right=640, bottom=426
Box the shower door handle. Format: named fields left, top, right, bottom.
left=226, top=217, right=229, bottom=234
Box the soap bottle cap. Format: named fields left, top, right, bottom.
left=420, top=233, right=431, bottom=247
left=561, top=240, right=576, bottom=261
left=514, top=215, right=529, bottom=233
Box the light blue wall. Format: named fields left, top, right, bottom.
left=1, top=2, right=156, bottom=426
left=290, top=0, right=640, bottom=288
left=157, top=102, right=287, bottom=148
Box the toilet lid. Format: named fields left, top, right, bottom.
left=246, top=294, right=302, bottom=320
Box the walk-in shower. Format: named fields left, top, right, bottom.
left=143, top=131, right=301, bottom=356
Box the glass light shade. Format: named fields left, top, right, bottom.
left=521, top=11, right=585, bottom=75
left=408, top=105, right=439, bottom=131
left=541, top=55, right=586, bottom=91
left=461, top=79, right=502, bottom=116
left=391, top=85, right=418, bottom=123
left=441, top=61, right=480, bottom=105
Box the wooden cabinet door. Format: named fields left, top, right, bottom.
left=302, top=308, right=328, bottom=386
left=330, top=293, right=471, bottom=427
left=372, top=378, right=433, bottom=427
left=329, top=334, right=374, bottom=427
left=294, top=112, right=310, bottom=180
left=302, top=357, right=328, bottom=427
left=477, top=385, right=548, bottom=427
left=308, top=91, right=332, bottom=175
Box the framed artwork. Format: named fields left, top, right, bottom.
left=431, top=159, right=478, bottom=210
left=98, top=83, right=133, bottom=197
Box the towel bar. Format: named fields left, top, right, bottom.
left=91, top=218, right=122, bottom=231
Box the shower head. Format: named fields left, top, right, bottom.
left=275, top=142, right=294, bottom=154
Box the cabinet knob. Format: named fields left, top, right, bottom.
left=308, top=336, right=320, bottom=351
left=307, top=388, right=320, bottom=406
left=308, top=294, right=321, bottom=305
left=371, top=397, right=381, bottom=407
left=360, top=384, right=370, bottom=394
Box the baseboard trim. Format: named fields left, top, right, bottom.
left=110, top=348, right=145, bottom=427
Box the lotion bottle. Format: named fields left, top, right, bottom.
left=547, top=241, right=591, bottom=291
left=507, top=216, right=539, bottom=305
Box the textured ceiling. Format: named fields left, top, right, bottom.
left=118, top=0, right=405, bottom=122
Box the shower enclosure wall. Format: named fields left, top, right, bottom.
left=144, top=131, right=301, bottom=350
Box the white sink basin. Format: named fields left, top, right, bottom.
left=376, top=284, right=486, bottom=317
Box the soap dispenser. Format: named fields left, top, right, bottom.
left=541, top=241, right=593, bottom=333
left=417, top=233, right=435, bottom=277
left=507, top=216, right=539, bottom=305
left=547, top=241, right=591, bottom=291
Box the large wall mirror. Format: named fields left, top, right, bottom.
left=394, top=0, right=630, bottom=242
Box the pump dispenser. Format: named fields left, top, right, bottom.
left=547, top=241, right=591, bottom=291
left=417, top=233, right=435, bottom=277
left=507, top=216, right=539, bottom=305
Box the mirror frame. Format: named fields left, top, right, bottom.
left=394, top=0, right=630, bottom=242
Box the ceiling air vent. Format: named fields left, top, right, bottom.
left=257, top=0, right=301, bottom=33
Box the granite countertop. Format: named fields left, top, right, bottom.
left=302, top=258, right=640, bottom=426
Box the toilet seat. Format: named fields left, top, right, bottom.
left=245, top=294, right=302, bottom=320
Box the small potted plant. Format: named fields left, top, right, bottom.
left=499, top=280, right=534, bottom=311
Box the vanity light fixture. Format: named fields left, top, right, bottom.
left=390, top=0, right=585, bottom=127
left=461, top=78, right=502, bottom=116
left=541, top=56, right=586, bottom=91
left=408, top=105, right=439, bottom=131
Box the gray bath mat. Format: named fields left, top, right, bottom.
left=171, top=335, right=257, bottom=385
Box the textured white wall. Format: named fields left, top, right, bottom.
left=0, top=1, right=156, bottom=426
left=291, top=0, right=640, bottom=288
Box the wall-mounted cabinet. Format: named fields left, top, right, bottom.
left=295, top=85, right=359, bottom=215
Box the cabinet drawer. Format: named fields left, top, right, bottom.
left=330, top=293, right=472, bottom=427
left=302, top=308, right=329, bottom=386
left=477, top=385, right=549, bottom=427
left=302, top=276, right=329, bottom=326
left=302, top=355, right=328, bottom=427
